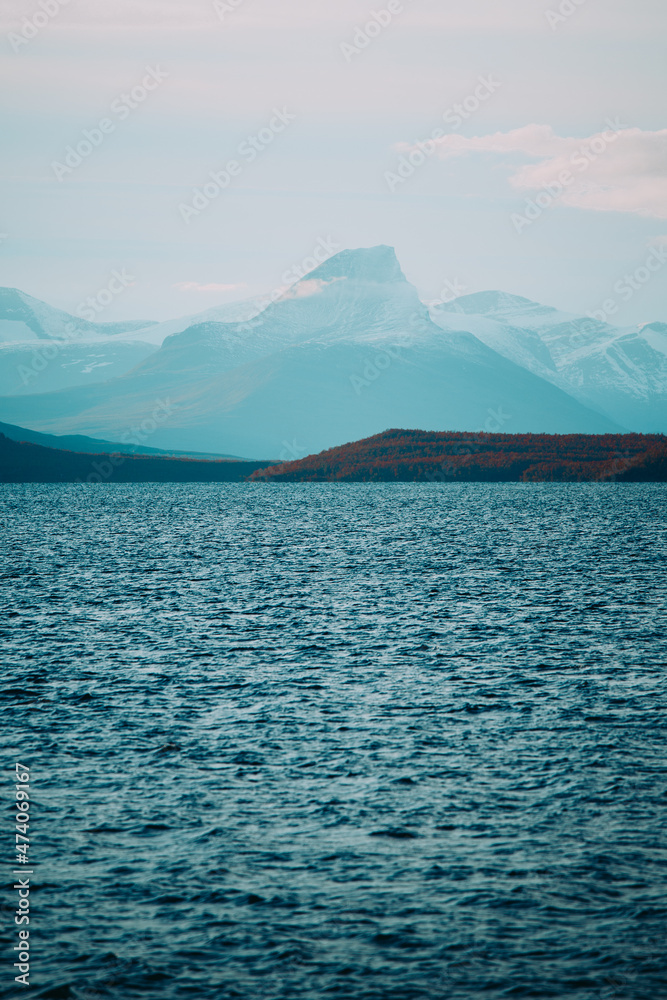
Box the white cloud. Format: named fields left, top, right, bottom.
left=281, top=277, right=344, bottom=300
left=414, top=124, right=667, bottom=219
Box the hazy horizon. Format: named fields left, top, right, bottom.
left=1, top=0, right=666, bottom=324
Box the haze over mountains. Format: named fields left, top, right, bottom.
left=0, top=421, right=240, bottom=460
left=432, top=292, right=667, bottom=433
left=0, top=287, right=157, bottom=396
left=0, top=247, right=664, bottom=460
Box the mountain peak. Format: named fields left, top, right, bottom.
left=437, top=290, right=558, bottom=317
left=306, top=245, right=407, bottom=285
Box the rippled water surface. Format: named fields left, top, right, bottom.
left=1, top=484, right=666, bottom=1000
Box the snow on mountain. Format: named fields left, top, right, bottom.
left=0, top=248, right=622, bottom=458
left=131, top=246, right=426, bottom=379
left=0, top=341, right=160, bottom=397
left=0, top=287, right=156, bottom=342
left=432, top=293, right=667, bottom=432
left=0, top=287, right=160, bottom=396
left=638, top=322, right=667, bottom=357
left=127, top=298, right=269, bottom=347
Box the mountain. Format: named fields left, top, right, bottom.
left=0, top=434, right=269, bottom=484
left=0, top=287, right=160, bottom=396
left=0, top=339, right=160, bottom=397
left=127, top=296, right=275, bottom=347
left=0, top=248, right=624, bottom=458
left=0, top=285, right=293, bottom=395
left=250, top=429, right=667, bottom=483
left=432, top=292, right=667, bottom=432
left=0, top=287, right=157, bottom=341
left=0, top=421, right=242, bottom=459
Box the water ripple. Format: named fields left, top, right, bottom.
left=1, top=483, right=666, bottom=1000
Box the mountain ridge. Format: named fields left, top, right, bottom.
left=0, top=246, right=663, bottom=456
left=250, top=429, right=667, bottom=483
left=432, top=289, right=667, bottom=432
left=0, top=420, right=243, bottom=459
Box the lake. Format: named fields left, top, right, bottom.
left=2, top=483, right=666, bottom=999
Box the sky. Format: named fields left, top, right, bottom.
left=1, top=0, right=666, bottom=325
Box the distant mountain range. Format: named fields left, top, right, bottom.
left=0, top=287, right=158, bottom=396
left=0, top=286, right=158, bottom=342
left=432, top=292, right=667, bottom=433
left=0, top=433, right=268, bottom=484
left=0, top=421, right=242, bottom=460
left=3, top=426, right=665, bottom=484
left=0, top=247, right=665, bottom=459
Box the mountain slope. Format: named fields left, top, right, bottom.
left=0, top=434, right=269, bottom=483
left=251, top=429, right=667, bottom=482
left=130, top=244, right=425, bottom=379
left=0, top=248, right=623, bottom=458
left=0, top=287, right=156, bottom=342
left=432, top=293, right=667, bottom=432
left=0, top=340, right=158, bottom=397
left=0, top=421, right=242, bottom=459
left=0, top=287, right=161, bottom=396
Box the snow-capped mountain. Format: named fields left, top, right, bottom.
left=0, top=248, right=622, bottom=458
left=122, top=297, right=274, bottom=347
left=432, top=292, right=667, bottom=432
left=0, top=288, right=159, bottom=396
left=0, top=285, right=303, bottom=395
left=130, top=246, right=430, bottom=379
left=0, top=287, right=156, bottom=342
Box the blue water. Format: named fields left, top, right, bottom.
left=1, top=484, right=666, bottom=1000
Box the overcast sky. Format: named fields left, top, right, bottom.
left=1, top=0, right=666, bottom=323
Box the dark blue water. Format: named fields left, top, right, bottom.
left=1, top=484, right=666, bottom=1000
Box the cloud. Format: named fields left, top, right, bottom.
left=174, top=282, right=247, bottom=293
left=280, top=277, right=345, bottom=300
left=411, top=124, right=667, bottom=219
